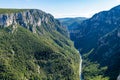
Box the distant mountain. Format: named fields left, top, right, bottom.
left=70, top=5, right=120, bottom=80
left=58, top=17, right=87, bottom=31
left=0, top=9, right=80, bottom=80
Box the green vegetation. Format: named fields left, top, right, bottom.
left=0, top=25, right=80, bottom=80
left=0, top=9, right=27, bottom=14
left=82, top=49, right=109, bottom=80
left=0, top=9, right=80, bottom=80
left=58, top=17, right=87, bottom=31
left=89, top=75, right=109, bottom=80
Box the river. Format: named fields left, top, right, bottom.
left=79, top=54, right=83, bottom=80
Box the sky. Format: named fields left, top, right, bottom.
left=0, top=0, right=120, bottom=18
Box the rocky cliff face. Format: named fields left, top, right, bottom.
left=0, top=9, right=80, bottom=80
left=71, top=5, right=120, bottom=54
left=70, top=5, right=120, bottom=80
left=93, top=27, right=120, bottom=79
left=0, top=9, right=67, bottom=36
left=0, top=10, right=43, bottom=32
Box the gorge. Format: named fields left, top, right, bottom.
left=59, top=5, right=120, bottom=80
left=0, top=4, right=120, bottom=80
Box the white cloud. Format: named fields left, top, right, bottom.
left=116, top=0, right=120, bottom=2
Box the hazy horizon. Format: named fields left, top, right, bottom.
left=0, top=0, right=120, bottom=18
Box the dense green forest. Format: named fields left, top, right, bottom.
left=0, top=9, right=27, bottom=14
left=0, top=26, right=80, bottom=80
left=0, top=9, right=80, bottom=80
left=82, top=49, right=109, bottom=80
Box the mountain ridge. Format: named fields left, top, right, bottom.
left=58, top=17, right=87, bottom=34
left=0, top=9, right=80, bottom=80
left=69, top=5, right=120, bottom=80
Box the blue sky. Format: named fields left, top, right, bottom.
left=0, top=0, right=120, bottom=18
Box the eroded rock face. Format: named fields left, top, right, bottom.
left=0, top=9, right=53, bottom=33
left=68, top=5, right=120, bottom=80
left=0, top=9, right=68, bottom=38
left=0, top=9, right=80, bottom=80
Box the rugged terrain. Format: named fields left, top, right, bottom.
left=58, top=17, right=87, bottom=31
left=68, top=5, right=120, bottom=80
left=0, top=9, right=80, bottom=80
